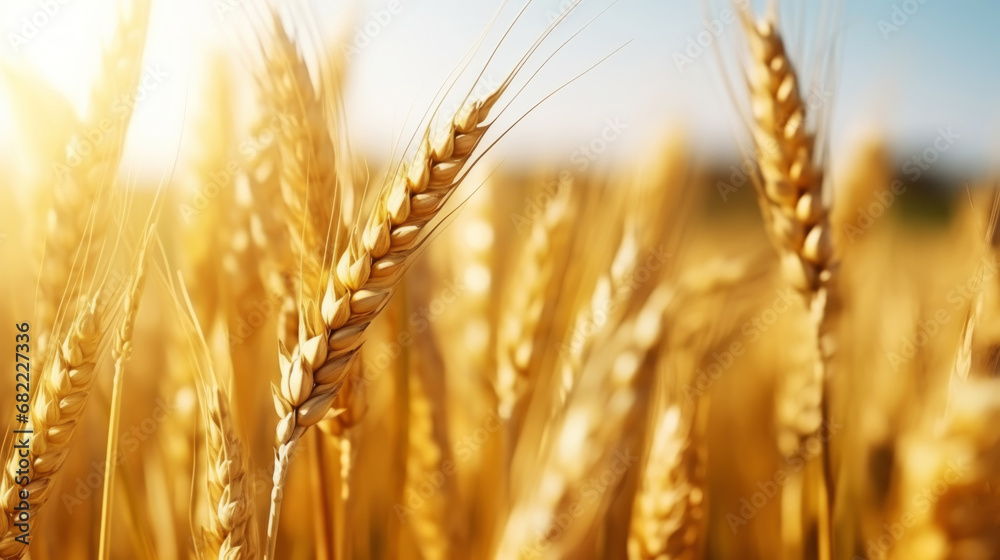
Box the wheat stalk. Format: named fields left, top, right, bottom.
left=0, top=294, right=104, bottom=559
left=495, top=285, right=674, bottom=560
left=97, top=231, right=153, bottom=560
left=496, top=175, right=572, bottom=421
left=203, top=387, right=258, bottom=560
left=263, top=76, right=511, bottom=559
left=259, top=7, right=344, bottom=316
left=558, top=222, right=639, bottom=405
left=738, top=8, right=839, bottom=558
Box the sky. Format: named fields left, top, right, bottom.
left=0, top=0, right=998, bottom=181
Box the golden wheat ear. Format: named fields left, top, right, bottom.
left=203, top=386, right=258, bottom=560
left=627, top=404, right=703, bottom=560
left=260, top=3, right=604, bottom=555
left=256, top=5, right=345, bottom=304
left=1, top=292, right=104, bottom=559
left=495, top=282, right=675, bottom=560
left=728, top=5, right=842, bottom=559
left=495, top=176, right=573, bottom=424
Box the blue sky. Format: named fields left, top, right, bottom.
left=0, top=0, right=997, bottom=177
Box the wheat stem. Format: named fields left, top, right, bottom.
left=98, top=233, right=152, bottom=560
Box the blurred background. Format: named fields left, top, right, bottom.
left=1, top=0, right=998, bottom=184
left=2, top=2, right=1000, bottom=559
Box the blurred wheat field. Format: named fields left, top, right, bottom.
left=0, top=0, right=998, bottom=559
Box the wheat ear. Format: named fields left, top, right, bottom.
left=495, top=176, right=572, bottom=421
left=495, top=285, right=674, bottom=560
left=740, top=10, right=838, bottom=558
left=626, top=405, right=702, bottom=560
left=892, top=380, right=1000, bottom=560
left=259, top=7, right=343, bottom=312
left=264, top=79, right=510, bottom=559
left=98, top=231, right=153, bottom=560
left=37, top=0, right=152, bottom=352
left=403, top=333, right=455, bottom=560
left=558, top=222, right=639, bottom=404
left=203, top=387, right=258, bottom=560
left=242, top=108, right=298, bottom=347
left=0, top=294, right=103, bottom=559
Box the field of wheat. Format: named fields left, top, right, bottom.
left=0, top=0, right=997, bottom=559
